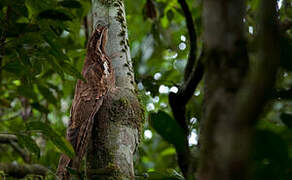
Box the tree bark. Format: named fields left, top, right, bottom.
left=198, top=0, right=280, bottom=180
left=198, top=0, right=249, bottom=179
left=86, top=0, right=143, bottom=179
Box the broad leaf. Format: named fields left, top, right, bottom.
left=149, top=111, right=187, bottom=152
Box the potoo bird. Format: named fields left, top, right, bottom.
left=56, top=25, right=115, bottom=179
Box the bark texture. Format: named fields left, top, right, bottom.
left=199, top=0, right=249, bottom=179
left=199, top=0, right=280, bottom=180
left=85, top=0, right=143, bottom=179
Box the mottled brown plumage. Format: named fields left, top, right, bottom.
left=56, top=25, right=115, bottom=179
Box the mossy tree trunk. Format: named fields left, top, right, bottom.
left=85, top=0, right=143, bottom=179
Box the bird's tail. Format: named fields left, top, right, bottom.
left=56, top=154, right=71, bottom=180
left=56, top=115, right=96, bottom=179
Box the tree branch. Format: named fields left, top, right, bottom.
left=0, top=134, right=31, bottom=163
left=0, top=134, right=17, bottom=143
left=178, top=0, right=198, bottom=81
left=169, top=53, right=204, bottom=133
left=167, top=1, right=203, bottom=179
left=177, top=52, right=204, bottom=105
left=0, top=163, right=47, bottom=178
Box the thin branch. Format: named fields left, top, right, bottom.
left=0, top=163, right=48, bottom=178
left=178, top=0, right=198, bottom=81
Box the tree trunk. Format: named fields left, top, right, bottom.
left=198, top=0, right=250, bottom=179
left=86, top=0, right=143, bottom=179
left=198, top=0, right=280, bottom=179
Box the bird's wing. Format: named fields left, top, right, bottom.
left=70, top=62, right=108, bottom=157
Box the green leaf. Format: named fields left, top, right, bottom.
left=59, top=1, right=82, bottom=8
left=38, top=10, right=72, bottom=21
left=31, top=102, right=49, bottom=114
left=2, top=61, right=25, bottom=74
left=61, top=62, right=85, bottom=80
left=280, top=113, right=292, bottom=129
left=6, top=23, right=40, bottom=37
left=149, top=111, right=187, bottom=151
left=37, top=85, right=58, bottom=106
left=26, top=121, right=75, bottom=158
left=16, top=134, right=40, bottom=158
left=143, top=169, right=184, bottom=180
left=17, top=84, right=37, bottom=100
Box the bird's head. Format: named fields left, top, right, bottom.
left=87, top=24, right=108, bottom=55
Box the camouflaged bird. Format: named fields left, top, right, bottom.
left=56, top=25, right=115, bottom=179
